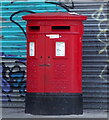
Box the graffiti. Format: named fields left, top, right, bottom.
left=2, top=60, right=26, bottom=101
left=92, top=4, right=109, bottom=81
left=2, top=1, right=65, bottom=59
left=11, top=0, right=28, bottom=4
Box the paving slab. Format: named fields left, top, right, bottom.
left=2, top=108, right=108, bottom=119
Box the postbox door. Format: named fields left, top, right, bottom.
left=45, top=35, right=69, bottom=93
left=27, top=34, right=45, bottom=93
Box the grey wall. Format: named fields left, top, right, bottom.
left=1, top=1, right=109, bottom=110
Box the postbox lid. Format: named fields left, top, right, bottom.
left=22, top=12, right=87, bottom=21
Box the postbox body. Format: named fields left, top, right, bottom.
left=23, top=12, right=87, bottom=115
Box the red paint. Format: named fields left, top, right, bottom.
left=22, top=12, right=87, bottom=93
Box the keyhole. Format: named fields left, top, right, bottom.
left=48, top=56, right=50, bottom=58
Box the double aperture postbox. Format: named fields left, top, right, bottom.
left=22, top=12, right=87, bottom=115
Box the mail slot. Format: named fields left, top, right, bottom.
left=22, top=12, right=87, bottom=115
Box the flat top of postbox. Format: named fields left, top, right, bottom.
left=22, top=12, right=87, bottom=20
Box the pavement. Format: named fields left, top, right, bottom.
left=2, top=108, right=108, bottom=119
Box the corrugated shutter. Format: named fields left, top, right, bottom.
left=1, top=1, right=108, bottom=110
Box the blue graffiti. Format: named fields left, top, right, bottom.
left=2, top=61, right=26, bottom=101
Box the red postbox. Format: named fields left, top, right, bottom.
left=22, top=12, right=87, bottom=115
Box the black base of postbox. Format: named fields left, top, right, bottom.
left=25, top=93, right=83, bottom=115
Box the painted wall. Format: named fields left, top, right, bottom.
left=1, top=1, right=109, bottom=109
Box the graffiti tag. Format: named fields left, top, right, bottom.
left=2, top=60, right=26, bottom=101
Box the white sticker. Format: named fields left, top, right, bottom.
left=46, top=34, right=60, bottom=39
left=56, top=42, right=65, bottom=56
left=29, top=42, right=35, bottom=56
